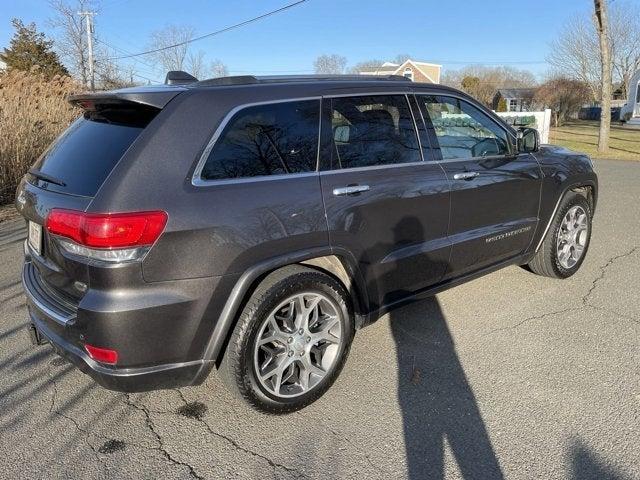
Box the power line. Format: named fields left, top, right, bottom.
left=106, top=0, right=309, bottom=61
left=94, top=37, right=158, bottom=70
left=93, top=58, right=162, bottom=84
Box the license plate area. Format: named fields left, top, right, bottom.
left=28, top=221, right=42, bottom=256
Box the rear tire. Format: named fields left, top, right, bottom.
left=528, top=192, right=592, bottom=279
left=219, top=265, right=354, bottom=414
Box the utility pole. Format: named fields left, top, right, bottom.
left=78, top=11, right=96, bottom=91
left=594, top=0, right=611, bottom=153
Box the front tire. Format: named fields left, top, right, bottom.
left=528, top=192, right=592, bottom=278
left=219, top=265, right=354, bottom=414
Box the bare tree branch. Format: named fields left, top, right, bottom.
left=210, top=59, right=228, bottom=78
left=148, top=24, right=195, bottom=72
left=313, top=54, right=347, bottom=74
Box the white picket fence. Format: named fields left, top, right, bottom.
left=494, top=109, right=552, bottom=144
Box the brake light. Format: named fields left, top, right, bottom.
left=46, top=209, right=167, bottom=249
left=84, top=344, right=118, bottom=365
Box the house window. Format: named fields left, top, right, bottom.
left=509, top=99, right=518, bottom=112
left=403, top=68, right=414, bottom=81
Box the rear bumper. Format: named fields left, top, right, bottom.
left=22, top=259, right=216, bottom=392
left=29, top=315, right=204, bottom=391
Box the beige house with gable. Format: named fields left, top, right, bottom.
left=358, top=59, right=441, bottom=83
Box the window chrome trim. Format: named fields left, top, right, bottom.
left=405, top=93, right=425, bottom=162
left=319, top=160, right=426, bottom=176
left=435, top=154, right=517, bottom=165
left=323, top=90, right=412, bottom=99
left=191, top=96, right=322, bottom=187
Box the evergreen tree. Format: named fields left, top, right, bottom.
left=0, top=19, right=69, bottom=79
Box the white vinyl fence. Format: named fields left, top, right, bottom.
left=494, top=109, right=551, bottom=144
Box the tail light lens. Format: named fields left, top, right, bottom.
left=84, top=344, right=118, bottom=365
left=45, top=209, right=167, bottom=263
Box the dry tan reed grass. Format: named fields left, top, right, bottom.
left=0, top=68, right=81, bottom=204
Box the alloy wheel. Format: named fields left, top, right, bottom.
left=556, top=205, right=589, bottom=269
left=253, top=292, right=342, bottom=398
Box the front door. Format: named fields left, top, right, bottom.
left=416, top=93, right=542, bottom=278
left=319, top=93, right=451, bottom=310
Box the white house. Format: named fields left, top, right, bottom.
left=620, top=69, right=640, bottom=125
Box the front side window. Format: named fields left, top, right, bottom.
left=419, top=95, right=509, bottom=160
left=329, top=95, right=421, bottom=170
left=201, top=100, right=319, bottom=181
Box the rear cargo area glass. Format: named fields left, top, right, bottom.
left=30, top=114, right=145, bottom=197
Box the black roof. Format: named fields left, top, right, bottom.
left=68, top=74, right=466, bottom=110
left=193, top=74, right=411, bottom=87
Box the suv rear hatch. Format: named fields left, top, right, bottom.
left=17, top=86, right=183, bottom=306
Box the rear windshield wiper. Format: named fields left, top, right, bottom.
left=28, top=168, right=67, bottom=187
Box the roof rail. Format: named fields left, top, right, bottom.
left=195, top=74, right=410, bottom=87
left=165, top=71, right=198, bottom=85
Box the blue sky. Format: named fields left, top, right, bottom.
left=0, top=0, right=600, bottom=83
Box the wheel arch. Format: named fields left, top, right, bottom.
left=194, top=247, right=369, bottom=378
left=534, top=179, right=597, bottom=254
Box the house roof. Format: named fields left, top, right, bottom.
left=495, top=88, right=537, bottom=99
left=358, top=59, right=442, bottom=82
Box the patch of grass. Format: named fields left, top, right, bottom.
left=550, top=120, right=640, bottom=161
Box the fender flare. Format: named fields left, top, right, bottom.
left=533, top=178, right=598, bottom=254
left=192, top=246, right=369, bottom=382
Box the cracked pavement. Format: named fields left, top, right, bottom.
left=1, top=160, right=639, bottom=479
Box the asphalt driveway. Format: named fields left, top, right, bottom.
left=1, top=160, right=638, bottom=479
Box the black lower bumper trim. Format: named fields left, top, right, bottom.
left=30, top=314, right=212, bottom=392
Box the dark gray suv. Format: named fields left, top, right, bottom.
left=16, top=74, right=597, bottom=413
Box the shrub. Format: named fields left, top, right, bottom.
left=0, top=68, right=80, bottom=204
left=534, top=77, right=590, bottom=127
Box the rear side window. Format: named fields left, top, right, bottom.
left=30, top=106, right=155, bottom=197
left=328, top=95, right=421, bottom=170
left=419, top=95, right=509, bottom=159
left=200, top=100, right=320, bottom=181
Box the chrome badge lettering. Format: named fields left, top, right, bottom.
left=485, top=226, right=532, bottom=243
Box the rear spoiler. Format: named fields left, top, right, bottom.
left=68, top=86, right=185, bottom=111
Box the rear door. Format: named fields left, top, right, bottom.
left=319, top=93, right=450, bottom=311
left=415, top=93, right=542, bottom=278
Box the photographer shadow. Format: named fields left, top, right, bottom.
left=357, top=216, right=503, bottom=479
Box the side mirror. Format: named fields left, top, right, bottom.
left=517, top=127, right=540, bottom=153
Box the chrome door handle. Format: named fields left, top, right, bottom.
left=332, top=185, right=370, bottom=196
left=453, top=172, right=480, bottom=180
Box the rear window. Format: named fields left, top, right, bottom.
left=200, top=99, right=320, bottom=181
left=29, top=106, right=155, bottom=197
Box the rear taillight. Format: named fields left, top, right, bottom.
left=84, top=344, right=118, bottom=365
left=46, top=209, right=167, bottom=263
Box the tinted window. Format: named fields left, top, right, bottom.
left=201, top=100, right=319, bottom=181
left=420, top=95, right=509, bottom=159
left=329, top=95, right=421, bottom=169
left=31, top=113, right=147, bottom=197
